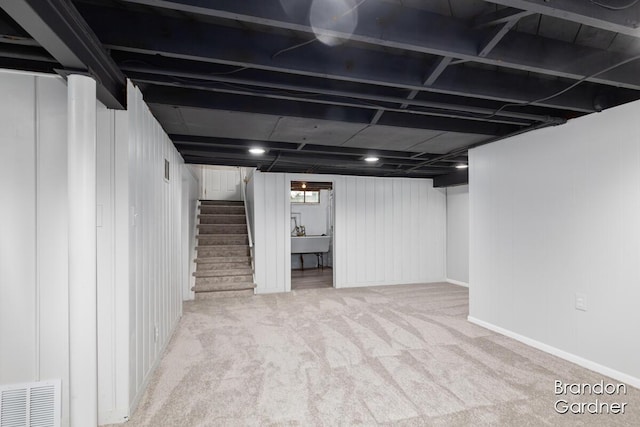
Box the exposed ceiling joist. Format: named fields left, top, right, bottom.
left=0, top=18, right=623, bottom=114
left=168, top=134, right=468, bottom=164
left=124, top=67, right=555, bottom=124
left=97, top=0, right=640, bottom=89
left=144, top=84, right=522, bottom=135
left=0, top=0, right=126, bottom=108
left=484, top=0, right=640, bottom=37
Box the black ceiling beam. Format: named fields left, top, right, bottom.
left=173, top=142, right=452, bottom=168
left=109, top=53, right=607, bottom=118
left=484, top=0, right=640, bottom=37
left=127, top=69, right=548, bottom=125
left=104, top=0, right=640, bottom=90
left=1, top=0, right=126, bottom=109
left=168, top=134, right=469, bottom=164
left=181, top=154, right=439, bottom=178
left=178, top=148, right=446, bottom=174
left=73, top=4, right=637, bottom=114
left=106, top=47, right=638, bottom=115
left=144, top=85, right=521, bottom=136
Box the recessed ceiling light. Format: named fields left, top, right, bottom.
left=455, top=164, right=469, bottom=169
left=249, top=147, right=265, bottom=155
left=364, top=156, right=379, bottom=162
left=301, top=183, right=307, bottom=189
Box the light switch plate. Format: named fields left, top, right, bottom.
left=575, top=293, right=587, bottom=311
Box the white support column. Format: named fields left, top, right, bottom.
left=67, top=74, right=98, bottom=427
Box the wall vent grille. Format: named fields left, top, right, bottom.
left=0, top=380, right=60, bottom=427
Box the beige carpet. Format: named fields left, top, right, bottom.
left=124, top=283, right=640, bottom=426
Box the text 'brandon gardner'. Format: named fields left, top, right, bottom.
left=554, top=380, right=628, bottom=415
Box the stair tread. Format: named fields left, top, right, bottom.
left=196, top=244, right=249, bottom=249
left=198, top=224, right=246, bottom=227
left=198, top=214, right=245, bottom=217
left=194, top=282, right=256, bottom=290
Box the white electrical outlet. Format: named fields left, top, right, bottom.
left=575, top=293, right=587, bottom=311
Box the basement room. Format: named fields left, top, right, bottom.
left=1, top=0, right=639, bottom=426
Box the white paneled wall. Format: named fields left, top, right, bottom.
left=252, top=172, right=446, bottom=293
left=253, top=172, right=289, bottom=293
left=469, top=99, right=640, bottom=387
left=0, top=71, right=196, bottom=426
left=126, top=82, right=185, bottom=413
left=0, top=71, right=70, bottom=426
left=182, top=166, right=199, bottom=301
left=334, top=176, right=446, bottom=288
left=446, top=185, right=469, bottom=285
left=96, top=102, right=129, bottom=424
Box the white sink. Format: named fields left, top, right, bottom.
left=291, top=236, right=331, bottom=253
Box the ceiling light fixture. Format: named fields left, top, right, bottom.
left=455, top=164, right=469, bottom=169
left=249, top=147, right=266, bottom=155
left=301, top=183, right=307, bottom=189
left=364, top=156, right=379, bottom=162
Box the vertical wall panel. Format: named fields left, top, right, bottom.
left=470, top=98, right=640, bottom=386
left=0, top=71, right=70, bottom=425
left=0, top=72, right=37, bottom=385
left=36, top=75, right=70, bottom=426
left=124, top=82, right=188, bottom=414
left=252, top=172, right=446, bottom=293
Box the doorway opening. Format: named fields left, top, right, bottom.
left=290, top=181, right=334, bottom=290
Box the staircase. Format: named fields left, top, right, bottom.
left=193, top=200, right=256, bottom=299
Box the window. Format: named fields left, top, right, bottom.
left=290, top=190, right=320, bottom=204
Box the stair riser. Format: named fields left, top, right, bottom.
left=194, top=282, right=255, bottom=292
left=199, top=215, right=246, bottom=224
left=198, top=225, right=247, bottom=234
left=199, top=206, right=245, bottom=215
left=194, top=268, right=252, bottom=277
left=197, top=236, right=248, bottom=245
left=197, top=262, right=251, bottom=271
left=196, top=256, right=251, bottom=263
left=195, top=289, right=254, bottom=300
left=196, top=275, right=253, bottom=285
left=197, top=247, right=250, bottom=257
left=200, top=200, right=244, bottom=206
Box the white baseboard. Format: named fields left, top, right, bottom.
left=446, top=278, right=468, bottom=287
left=468, top=316, right=640, bottom=390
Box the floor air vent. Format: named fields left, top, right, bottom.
left=0, top=380, right=60, bottom=427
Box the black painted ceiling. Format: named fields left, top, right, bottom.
left=1, top=0, right=640, bottom=184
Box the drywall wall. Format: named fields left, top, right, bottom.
left=253, top=172, right=446, bottom=293
left=469, top=99, right=640, bottom=387
left=446, top=185, right=469, bottom=285
left=0, top=71, right=70, bottom=425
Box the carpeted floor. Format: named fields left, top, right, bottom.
left=124, top=282, right=640, bottom=426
